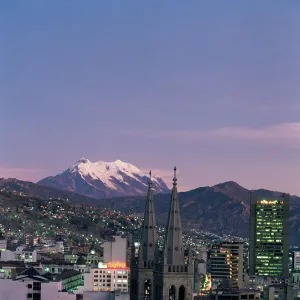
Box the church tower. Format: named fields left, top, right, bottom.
left=130, top=171, right=157, bottom=300
left=153, top=167, right=194, bottom=300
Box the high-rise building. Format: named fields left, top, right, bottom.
left=210, top=244, right=232, bottom=289
left=221, top=241, right=244, bottom=289
left=249, top=193, right=289, bottom=277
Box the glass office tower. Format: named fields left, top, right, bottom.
left=249, top=193, right=289, bottom=277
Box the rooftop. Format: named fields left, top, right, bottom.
left=54, top=270, right=82, bottom=281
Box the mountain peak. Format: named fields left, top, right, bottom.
left=213, top=181, right=250, bottom=203
left=76, top=157, right=90, bottom=164
left=38, top=158, right=170, bottom=199
left=214, top=181, right=244, bottom=189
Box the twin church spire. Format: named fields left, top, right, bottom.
left=139, top=167, right=184, bottom=265
left=132, top=167, right=194, bottom=300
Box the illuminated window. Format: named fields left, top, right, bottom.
left=144, top=279, right=151, bottom=300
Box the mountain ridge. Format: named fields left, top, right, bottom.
left=2, top=178, right=300, bottom=243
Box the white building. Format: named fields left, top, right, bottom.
left=294, top=251, right=300, bottom=269
left=56, top=241, right=65, bottom=253
left=0, top=238, right=7, bottom=251
left=103, top=236, right=127, bottom=264
left=196, top=246, right=208, bottom=262
left=1, top=246, right=38, bottom=263
left=0, top=267, right=78, bottom=300
left=84, top=262, right=129, bottom=293
left=83, top=291, right=129, bottom=300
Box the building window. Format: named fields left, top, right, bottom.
left=33, top=282, right=41, bottom=291
left=28, top=284, right=32, bottom=289
left=179, top=286, right=185, bottom=300
left=27, top=294, right=32, bottom=299
left=33, top=294, right=41, bottom=300
left=144, top=279, right=151, bottom=300
left=169, top=285, right=176, bottom=300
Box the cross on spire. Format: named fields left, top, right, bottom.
left=148, top=170, right=152, bottom=188
left=173, top=166, right=177, bottom=186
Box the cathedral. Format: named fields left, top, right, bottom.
left=130, top=168, right=194, bottom=300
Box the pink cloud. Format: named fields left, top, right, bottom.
left=123, top=122, right=300, bottom=148
left=0, top=166, right=42, bottom=182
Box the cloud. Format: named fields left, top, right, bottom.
left=123, top=122, right=300, bottom=148
left=0, top=166, right=42, bottom=182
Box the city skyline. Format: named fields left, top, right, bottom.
left=1, top=1, right=300, bottom=194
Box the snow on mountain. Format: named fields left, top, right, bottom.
left=38, top=158, right=170, bottom=199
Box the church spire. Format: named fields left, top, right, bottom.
left=163, top=167, right=184, bottom=265
left=139, top=171, right=157, bottom=262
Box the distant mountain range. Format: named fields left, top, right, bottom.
left=1, top=176, right=300, bottom=243
left=100, top=181, right=300, bottom=243
left=38, top=158, right=170, bottom=199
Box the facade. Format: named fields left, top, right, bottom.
left=293, top=251, right=300, bottom=270
left=0, top=238, right=7, bottom=251
left=54, top=270, right=84, bottom=291
left=210, top=244, right=232, bottom=289
left=0, top=247, right=38, bottom=262
left=201, top=289, right=260, bottom=300
left=0, top=276, right=79, bottom=300
left=41, top=260, right=75, bottom=274
left=249, top=192, right=289, bottom=277
left=103, top=236, right=127, bottom=264
left=130, top=168, right=194, bottom=300
left=264, top=284, right=286, bottom=300
left=82, top=291, right=129, bottom=300
left=56, top=241, right=65, bottom=253
left=85, top=263, right=129, bottom=292
left=221, top=241, right=244, bottom=289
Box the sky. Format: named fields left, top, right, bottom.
left=1, top=1, right=300, bottom=194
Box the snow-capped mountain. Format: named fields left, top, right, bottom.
left=38, top=158, right=170, bottom=199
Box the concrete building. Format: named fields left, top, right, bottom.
left=293, top=251, right=300, bottom=270
left=82, top=291, right=129, bottom=300
left=0, top=276, right=79, bottom=300
left=0, top=238, right=7, bottom=251
left=199, top=289, right=260, bottom=300
left=53, top=270, right=84, bottom=292
left=84, top=262, right=129, bottom=293
left=210, top=244, right=232, bottom=290
left=103, top=236, right=127, bottom=264
left=41, top=260, right=76, bottom=274
left=264, top=284, right=286, bottom=300
left=221, top=241, right=244, bottom=289
left=56, top=241, right=65, bottom=253
left=0, top=246, right=38, bottom=263
left=246, top=275, right=288, bottom=294
left=196, top=247, right=208, bottom=262
left=287, top=270, right=300, bottom=300
left=249, top=193, right=289, bottom=277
